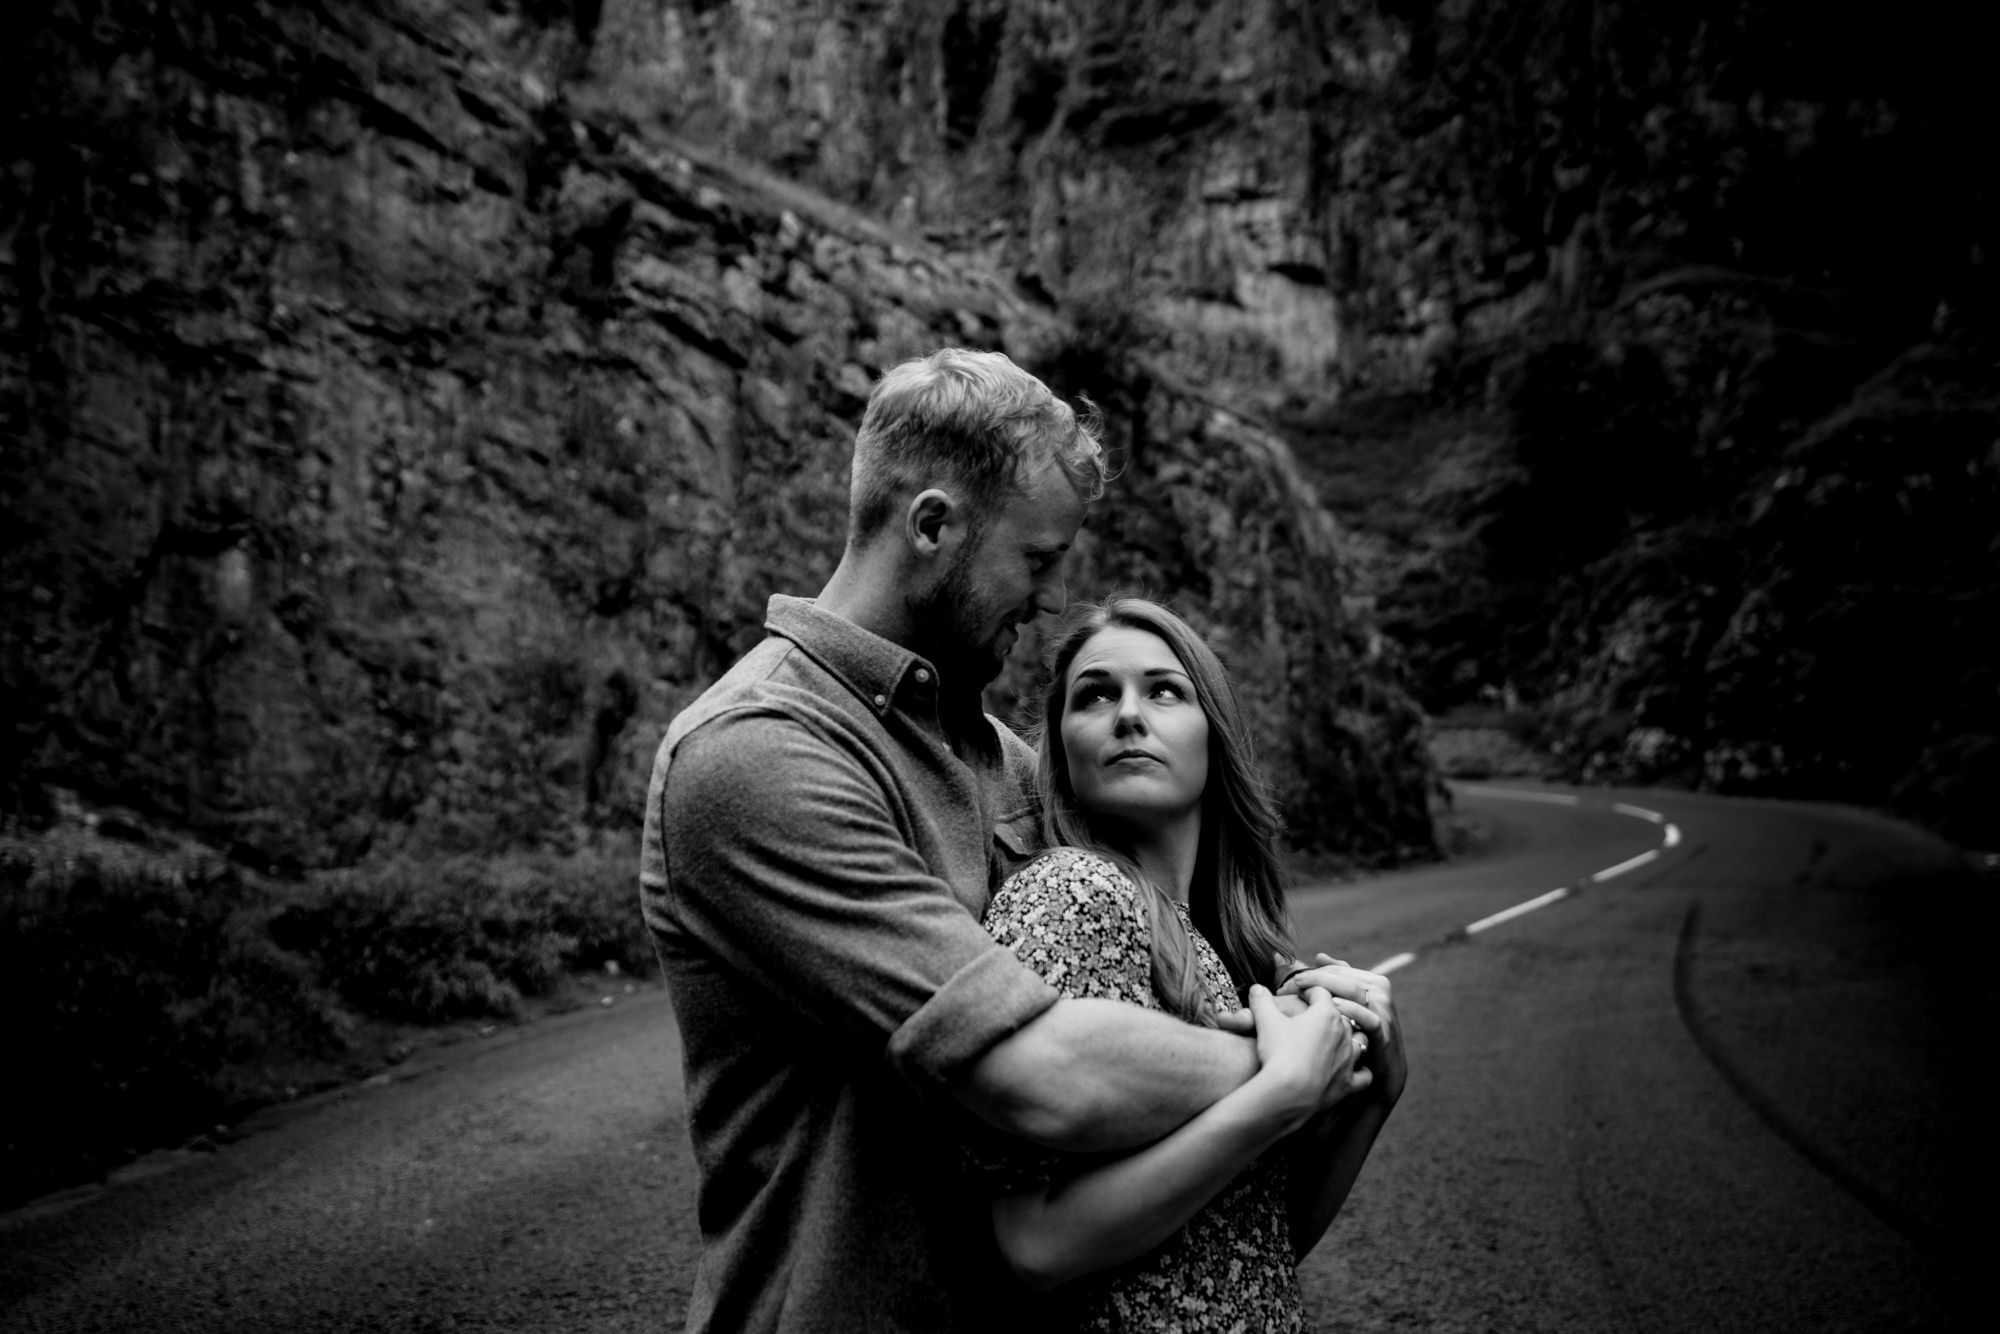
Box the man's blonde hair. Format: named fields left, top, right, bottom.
left=848, top=348, right=1109, bottom=544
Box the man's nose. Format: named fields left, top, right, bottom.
left=1033, top=574, right=1066, bottom=617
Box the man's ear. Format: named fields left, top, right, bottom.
left=905, top=488, right=963, bottom=561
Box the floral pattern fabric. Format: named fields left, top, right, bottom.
left=969, top=847, right=1305, bottom=1333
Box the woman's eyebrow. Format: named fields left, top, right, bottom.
left=1071, top=666, right=1186, bottom=679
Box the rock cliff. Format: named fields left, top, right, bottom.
left=587, top=0, right=1357, bottom=408
left=13, top=0, right=1991, bottom=865
left=615, top=1, right=1988, bottom=394
left=602, top=0, right=1996, bottom=843
left=2, top=0, right=1439, bottom=872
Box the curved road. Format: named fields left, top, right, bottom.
left=2, top=784, right=1987, bottom=1332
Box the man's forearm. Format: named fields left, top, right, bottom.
left=957, top=997, right=1260, bottom=1153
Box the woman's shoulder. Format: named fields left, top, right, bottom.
left=986, top=847, right=1155, bottom=1002
left=987, top=846, right=1148, bottom=938
left=1000, top=846, right=1141, bottom=903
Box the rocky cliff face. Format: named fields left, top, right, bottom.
left=588, top=0, right=1354, bottom=409
left=1321, top=2, right=1999, bottom=844
left=611, top=0, right=1989, bottom=399
left=598, top=0, right=1996, bottom=843
left=2, top=0, right=1439, bottom=872
left=13, top=0, right=1990, bottom=866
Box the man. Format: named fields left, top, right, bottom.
left=641, top=349, right=1340, bottom=1332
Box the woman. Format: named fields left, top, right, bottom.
left=971, top=596, right=1407, bottom=1331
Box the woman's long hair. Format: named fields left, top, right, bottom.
left=1032, top=597, right=1295, bottom=1024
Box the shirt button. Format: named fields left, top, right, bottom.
left=914, top=668, right=931, bottom=684
left=873, top=693, right=887, bottom=708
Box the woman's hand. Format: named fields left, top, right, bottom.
left=1276, top=954, right=1406, bottom=1108
left=990, top=983, right=1376, bottom=1291
left=1242, top=984, right=1369, bottom=1132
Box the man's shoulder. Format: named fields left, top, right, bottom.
left=662, top=637, right=848, bottom=750
left=646, top=637, right=867, bottom=818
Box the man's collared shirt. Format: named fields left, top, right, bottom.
left=641, top=595, right=1056, bottom=1333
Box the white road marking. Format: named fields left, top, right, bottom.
left=1586, top=847, right=1662, bottom=882
left=1458, top=786, right=1579, bottom=805
left=1359, top=787, right=1686, bottom=976
left=1464, top=886, right=1572, bottom=934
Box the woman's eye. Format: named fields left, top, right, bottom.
left=1073, top=685, right=1113, bottom=707
left=1152, top=682, right=1187, bottom=701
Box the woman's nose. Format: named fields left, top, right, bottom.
left=1113, top=693, right=1147, bottom=733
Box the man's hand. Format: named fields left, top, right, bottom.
left=1214, top=990, right=1307, bottom=1033
left=1276, top=953, right=1406, bottom=1107
left=1240, top=984, right=1370, bottom=1129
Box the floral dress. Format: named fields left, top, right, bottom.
left=969, top=847, right=1305, bottom=1333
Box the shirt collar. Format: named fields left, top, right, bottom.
left=765, top=595, right=945, bottom=721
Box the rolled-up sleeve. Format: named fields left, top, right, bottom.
left=659, top=709, right=1058, bottom=1083
left=887, top=945, right=1060, bottom=1083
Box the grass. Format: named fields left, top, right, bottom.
left=1, top=819, right=655, bottom=1209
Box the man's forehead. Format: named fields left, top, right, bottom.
left=1001, top=457, right=1088, bottom=542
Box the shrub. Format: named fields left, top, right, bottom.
left=1, top=835, right=348, bottom=1207
left=270, top=848, right=654, bottom=1024
left=0, top=829, right=655, bottom=1207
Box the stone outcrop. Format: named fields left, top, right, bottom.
left=2, top=1, right=1440, bottom=871
left=17, top=0, right=1985, bottom=861
left=584, top=0, right=1992, bottom=843
left=584, top=0, right=1356, bottom=410
left=608, top=0, right=1989, bottom=403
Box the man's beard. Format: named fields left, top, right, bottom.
left=907, top=545, right=1007, bottom=689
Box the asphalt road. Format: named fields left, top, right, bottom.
left=2, top=784, right=1987, bottom=1332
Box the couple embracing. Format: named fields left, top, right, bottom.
left=640, top=348, right=1406, bottom=1332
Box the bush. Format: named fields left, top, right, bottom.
left=1, top=835, right=349, bottom=1207
left=1, top=827, right=656, bottom=1207
left=270, top=849, right=654, bottom=1024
